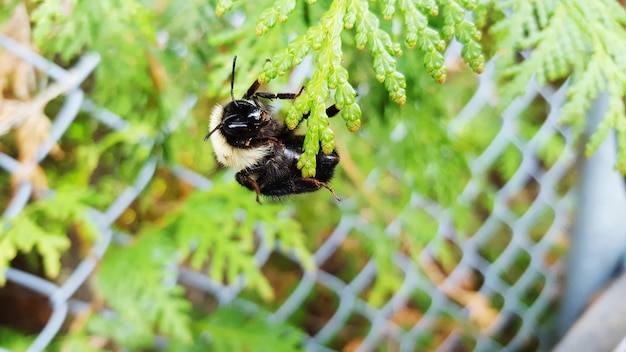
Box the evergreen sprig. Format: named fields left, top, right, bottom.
left=90, top=183, right=315, bottom=348
left=216, top=0, right=485, bottom=177
left=92, top=234, right=192, bottom=348
left=0, top=189, right=96, bottom=284
left=164, top=184, right=314, bottom=301
left=190, top=305, right=305, bottom=352
left=491, top=0, right=626, bottom=171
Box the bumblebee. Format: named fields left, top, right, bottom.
left=205, top=56, right=340, bottom=203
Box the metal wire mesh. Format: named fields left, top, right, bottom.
left=0, top=34, right=581, bottom=352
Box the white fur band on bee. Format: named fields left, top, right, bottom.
left=208, top=104, right=271, bottom=172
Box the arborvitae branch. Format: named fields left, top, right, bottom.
left=492, top=0, right=626, bottom=171
left=216, top=0, right=485, bottom=177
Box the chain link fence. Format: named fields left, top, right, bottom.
left=1, top=30, right=621, bottom=352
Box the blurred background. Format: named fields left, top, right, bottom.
left=1, top=0, right=626, bottom=351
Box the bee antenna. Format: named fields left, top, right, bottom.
left=231, top=55, right=239, bottom=107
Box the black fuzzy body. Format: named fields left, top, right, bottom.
left=206, top=56, right=341, bottom=202
left=235, top=130, right=340, bottom=200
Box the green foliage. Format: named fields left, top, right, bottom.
left=47, top=332, right=106, bottom=352
left=496, top=145, right=522, bottom=181
left=91, top=234, right=192, bottom=348
left=0, top=328, right=34, bottom=351
left=186, top=305, right=305, bottom=352
left=335, top=49, right=476, bottom=302
left=490, top=0, right=626, bottom=171
left=0, top=0, right=583, bottom=348
left=89, top=182, right=314, bottom=348
left=0, top=0, right=20, bottom=24
left=163, top=184, right=314, bottom=301
left=32, top=0, right=207, bottom=136
left=0, top=189, right=96, bottom=285
left=216, top=0, right=485, bottom=177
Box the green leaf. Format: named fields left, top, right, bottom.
left=194, top=305, right=305, bottom=352
left=93, top=234, right=192, bottom=348
left=214, top=0, right=485, bottom=176
left=0, top=328, right=35, bottom=351
left=0, top=188, right=98, bottom=285
left=493, top=0, right=626, bottom=171
left=164, top=183, right=314, bottom=300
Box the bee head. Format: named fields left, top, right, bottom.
left=221, top=100, right=270, bottom=137
left=205, top=55, right=272, bottom=142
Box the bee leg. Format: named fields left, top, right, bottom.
left=254, top=86, right=305, bottom=101
left=325, top=104, right=340, bottom=118
left=302, top=104, right=342, bottom=120
left=243, top=79, right=262, bottom=100
left=302, top=92, right=358, bottom=120
left=304, top=178, right=341, bottom=201
left=322, top=183, right=341, bottom=201
left=245, top=136, right=280, bottom=148
left=236, top=170, right=263, bottom=204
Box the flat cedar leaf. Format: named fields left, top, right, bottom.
left=0, top=328, right=35, bottom=351
left=32, top=0, right=151, bottom=61
left=496, top=146, right=522, bottom=181
left=0, top=187, right=104, bottom=284
left=0, top=238, right=17, bottom=285
left=164, top=183, right=313, bottom=293
left=48, top=332, right=104, bottom=352
left=31, top=188, right=93, bottom=221
left=167, top=330, right=212, bottom=352
left=195, top=305, right=305, bottom=352
left=36, top=233, right=70, bottom=279
left=75, top=145, right=101, bottom=183
left=1, top=215, right=70, bottom=282
left=157, top=285, right=195, bottom=343
left=87, top=314, right=153, bottom=349
left=96, top=125, right=156, bottom=153
left=493, top=0, right=626, bottom=172
left=400, top=209, right=439, bottom=255
left=95, top=233, right=192, bottom=348
left=365, top=228, right=402, bottom=307
left=9, top=216, right=44, bottom=252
